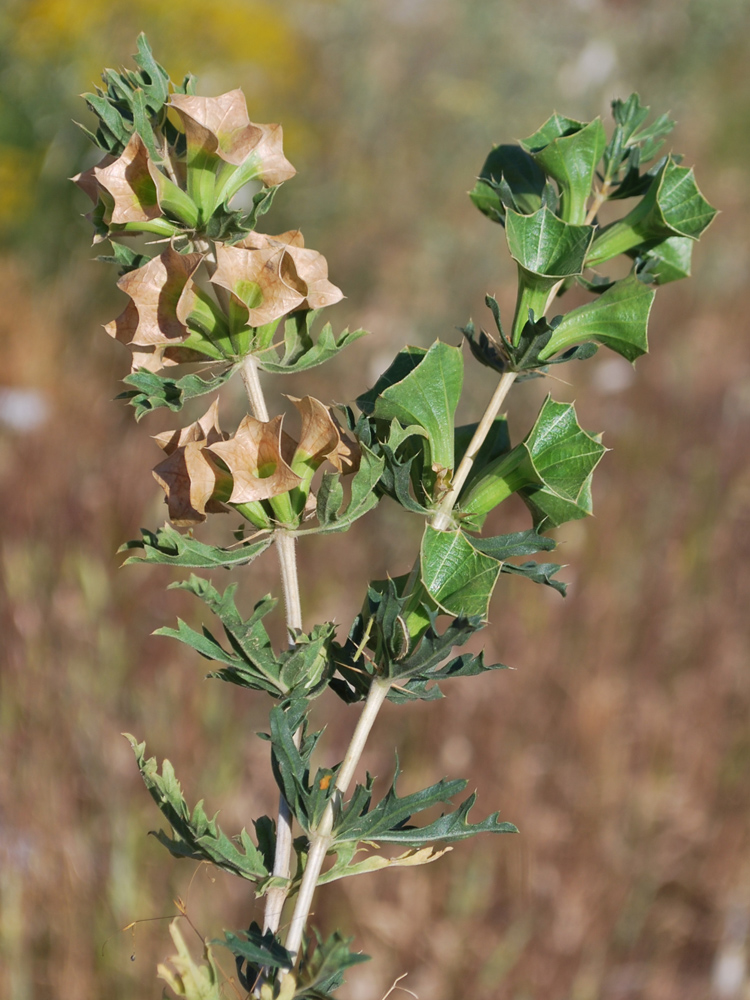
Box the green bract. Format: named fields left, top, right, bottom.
left=76, top=42, right=715, bottom=1000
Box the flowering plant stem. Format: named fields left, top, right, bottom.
left=74, top=40, right=715, bottom=1000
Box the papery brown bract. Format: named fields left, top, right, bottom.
left=152, top=401, right=232, bottom=526
left=169, top=89, right=296, bottom=186
left=289, top=395, right=360, bottom=474
left=209, top=414, right=301, bottom=504
left=104, top=247, right=208, bottom=372
left=211, top=233, right=343, bottom=328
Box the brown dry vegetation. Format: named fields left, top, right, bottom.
left=2, top=3, right=750, bottom=999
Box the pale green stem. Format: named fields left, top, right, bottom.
left=279, top=362, right=523, bottom=977
left=283, top=677, right=393, bottom=963
left=275, top=530, right=303, bottom=638
left=431, top=370, right=517, bottom=531
left=226, top=313, right=301, bottom=939
left=263, top=530, right=303, bottom=936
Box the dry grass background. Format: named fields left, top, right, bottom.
left=1, top=1, right=750, bottom=998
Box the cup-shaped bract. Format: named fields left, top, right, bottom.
left=152, top=401, right=233, bottom=525
left=211, top=233, right=344, bottom=331
left=105, top=247, right=226, bottom=372
left=169, top=90, right=296, bottom=217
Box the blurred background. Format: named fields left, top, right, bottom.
left=1, top=1, right=749, bottom=998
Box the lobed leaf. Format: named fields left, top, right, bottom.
left=120, top=524, right=273, bottom=568
left=256, top=311, right=368, bottom=374
left=158, top=576, right=335, bottom=701
left=310, top=445, right=384, bottom=534
left=538, top=273, right=655, bottom=363
left=116, top=365, right=237, bottom=419
left=357, top=341, right=463, bottom=479
left=127, top=736, right=269, bottom=881
left=460, top=397, right=606, bottom=531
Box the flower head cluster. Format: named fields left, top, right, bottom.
left=74, top=89, right=295, bottom=236
left=153, top=397, right=359, bottom=527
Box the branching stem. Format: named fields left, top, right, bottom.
left=431, top=370, right=517, bottom=530
left=283, top=677, right=393, bottom=962
left=279, top=364, right=522, bottom=973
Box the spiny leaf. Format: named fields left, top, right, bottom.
left=268, top=705, right=325, bottom=834
left=633, top=235, right=694, bottom=285
left=506, top=207, right=593, bottom=280
left=520, top=115, right=607, bottom=224
left=127, top=736, right=269, bottom=881
left=357, top=340, right=463, bottom=481
left=538, top=273, right=655, bottom=363
left=310, top=445, right=384, bottom=534
left=158, top=576, right=335, bottom=701
left=603, top=93, right=676, bottom=191
left=469, top=143, right=546, bottom=224
left=296, top=930, right=369, bottom=998
left=587, top=156, right=717, bottom=267
left=420, top=526, right=501, bottom=618
left=372, top=791, right=517, bottom=845
left=333, top=765, right=516, bottom=845
left=117, top=366, right=237, bottom=419
left=460, top=397, right=606, bottom=531
left=217, top=924, right=293, bottom=980
left=119, top=524, right=273, bottom=568
left=256, top=311, right=368, bottom=374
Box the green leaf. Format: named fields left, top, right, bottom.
left=386, top=649, right=508, bottom=704
left=310, top=445, right=384, bottom=534
left=331, top=581, right=498, bottom=703
left=372, top=790, right=517, bottom=845
left=158, top=576, right=335, bottom=701
left=255, top=311, right=368, bottom=374
left=469, top=528, right=557, bottom=559
left=218, top=924, right=292, bottom=981
left=205, top=186, right=279, bottom=242
left=127, top=736, right=269, bottom=881
left=470, top=143, right=546, bottom=223
left=587, top=157, right=717, bottom=267
left=361, top=418, right=431, bottom=515
left=634, top=235, right=694, bottom=285
left=520, top=116, right=607, bottom=224
left=335, top=766, right=466, bottom=843
left=356, top=340, right=463, bottom=477
left=116, top=365, right=237, bottom=419
left=505, top=207, right=594, bottom=343
left=460, top=397, right=606, bottom=530
left=602, top=93, right=676, bottom=190
left=538, top=273, right=656, bottom=363
left=420, top=525, right=567, bottom=617
left=97, top=241, right=152, bottom=275
left=420, top=526, right=501, bottom=617
left=132, top=33, right=170, bottom=109
left=120, top=524, right=272, bottom=568
left=498, top=560, right=567, bottom=596
left=506, top=206, right=593, bottom=279
left=296, top=930, right=369, bottom=998
left=268, top=705, right=325, bottom=834
left=334, top=765, right=516, bottom=845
